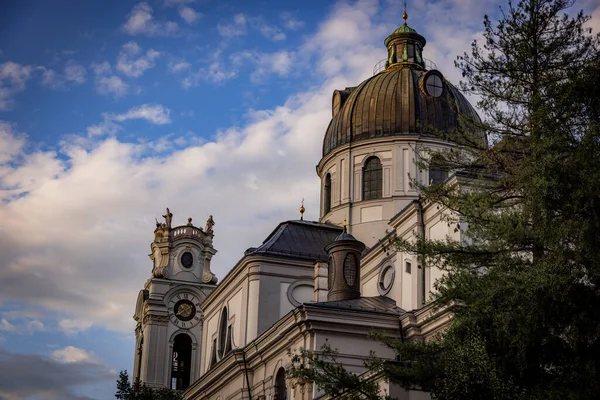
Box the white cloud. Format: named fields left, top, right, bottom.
left=232, top=50, right=294, bottom=83
left=41, top=68, right=60, bottom=88
left=179, top=6, right=200, bottom=24
left=168, top=60, right=191, bottom=73
left=112, top=104, right=171, bottom=125
left=0, top=317, right=44, bottom=335
left=40, top=61, right=86, bottom=89
left=0, top=121, right=26, bottom=163
left=217, top=13, right=247, bottom=37
left=86, top=104, right=171, bottom=137
left=97, top=75, right=128, bottom=97
left=163, top=0, right=196, bottom=5
left=116, top=41, right=160, bottom=78
left=218, top=14, right=286, bottom=41
left=52, top=346, right=97, bottom=364
left=24, top=320, right=44, bottom=334
left=86, top=118, right=121, bottom=137
left=122, top=2, right=179, bottom=36
left=0, top=0, right=492, bottom=337
left=0, top=62, right=34, bottom=110
left=205, top=61, right=237, bottom=83
left=90, top=61, right=111, bottom=76
left=0, top=347, right=115, bottom=399
left=280, top=12, right=305, bottom=30
left=181, top=48, right=294, bottom=88
left=0, top=319, right=16, bottom=332
left=180, top=52, right=238, bottom=87
left=90, top=61, right=129, bottom=97
left=250, top=17, right=286, bottom=41
left=584, top=0, right=600, bottom=34
left=63, top=61, right=86, bottom=83
left=58, top=319, right=94, bottom=335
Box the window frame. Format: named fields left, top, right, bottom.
left=362, top=156, right=383, bottom=201
left=324, top=173, right=332, bottom=214
left=218, top=307, right=230, bottom=359
left=429, top=155, right=449, bottom=185
left=274, top=368, right=287, bottom=400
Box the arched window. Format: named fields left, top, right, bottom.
left=362, top=156, right=382, bottom=200
left=429, top=156, right=448, bottom=185
left=171, top=334, right=192, bottom=390
left=274, top=368, right=287, bottom=400
left=323, top=173, right=332, bottom=214
left=218, top=307, right=230, bottom=358
left=135, top=336, right=143, bottom=381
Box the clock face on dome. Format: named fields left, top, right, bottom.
left=424, top=71, right=444, bottom=97
left=168, top=293, right=202, bottom=329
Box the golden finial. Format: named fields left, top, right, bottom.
left=402, top=0, right=408, bottom=25
left=299, top=198, right=305, bottom=221
left=343, top=217, right=348, bottom=232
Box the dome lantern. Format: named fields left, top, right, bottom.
left=384, top=4, right=426, bottom=70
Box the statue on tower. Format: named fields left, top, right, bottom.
left=163, top=208, right=173, bottom=228
left=205, top=215, right=215, bottom=235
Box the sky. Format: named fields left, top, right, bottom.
left=0, top=0, right=599, bottom=399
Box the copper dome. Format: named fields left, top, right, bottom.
left=322, top=67, right=480, bottom=156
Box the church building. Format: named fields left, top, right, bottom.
left=132, top=12, right=480, bottom=400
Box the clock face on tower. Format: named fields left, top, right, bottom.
left=168, top=293, right=202, bottom=329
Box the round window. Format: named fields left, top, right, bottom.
left=378, top=265, right=395, bottom=295
left=343, top=254, right=357, bottom=287
left=180, top=252, right=193, bottom=268
left=424, top=72, right=444, bottom=97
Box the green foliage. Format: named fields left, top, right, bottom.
left=115, top=370, right=183, bottom=400
left=394, top=0, right=600, bottom=399
left=290, top=1, right=600, bottom=399
left=286, top=343, right=388, bottom=400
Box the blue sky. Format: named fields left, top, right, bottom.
left=0, top=0, right=599, bottom=399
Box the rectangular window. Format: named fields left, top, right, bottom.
left=407, top=44, right=414, bottom=62
left=405, top=261, right=412, bottom=274
left=396, top=44, right=404, bottom=61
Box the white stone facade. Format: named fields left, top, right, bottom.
left=317, top=136, right=454, bottom=249
left=133, top=17, right=478, bottom=399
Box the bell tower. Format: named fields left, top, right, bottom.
left=133, top=208, right=218, bottom=390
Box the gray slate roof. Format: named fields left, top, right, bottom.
left=245, top=220, right=342, bottom=262
left=306, top=296, right=405, bottom=316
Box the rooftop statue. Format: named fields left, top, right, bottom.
left=163, top=207, right=173, bottom=229
left=205, top=215, right=215, bottom=235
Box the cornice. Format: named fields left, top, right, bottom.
left=317, top=134, right=453, bottom=174
left=202, top=254, right=318, bottom=310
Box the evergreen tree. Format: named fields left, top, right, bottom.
left=115, top=370, right=183, bottom=400
left=288, top=1, right=600, bottom=399
left=116, top=370, right=133, bottom=400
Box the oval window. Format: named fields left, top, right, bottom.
left=378, top=265, right=395, bottom=295
left=343, top=254, right=357, bottom=287
left=180, top=252, right=193, bottom=268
